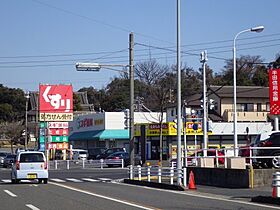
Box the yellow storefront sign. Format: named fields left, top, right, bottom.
left=135, top=122, right=212, bottom=136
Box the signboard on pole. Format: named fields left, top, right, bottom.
left=269, top=69, right=280, bottom=115
left=39, top=84, right=73, bottom=121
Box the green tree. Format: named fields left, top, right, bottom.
left=0, top=84, right=25, bottom=122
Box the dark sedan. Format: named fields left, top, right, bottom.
left=3, top=154, right=16, bottom=168
left=105, top=152, right=141, bottom=167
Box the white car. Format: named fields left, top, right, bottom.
left=11, top=151, right=48, bottom=184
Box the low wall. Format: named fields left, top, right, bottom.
left=188, top=167, right=250, bottom=188
left=188, top=167, right=280, bottom=188
left=253, top=169, right=280, bottom=187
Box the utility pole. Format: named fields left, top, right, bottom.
left=176, top=0, right=182, bottom=186
left=129, top=32, right=135, bottom=167
left=25, top=92, right=30, bottom=150
left=200, top=51, right=208, bottom=157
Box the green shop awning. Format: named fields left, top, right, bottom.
left=94, top=129, right=129, bottom=140
left=69, top=129, right=129, bottom=141
left=69, top=130, right=101, bottom=141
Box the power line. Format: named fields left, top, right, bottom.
left=31, top=0, right=174, bottom=45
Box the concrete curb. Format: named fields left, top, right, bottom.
left=123, top=179, right=186, bottom=191
left=251, top=196, right=280, bottom=205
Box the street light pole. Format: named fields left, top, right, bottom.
left=233, top=26, right=264, bottom=157
left=75, top=33, right=134, bottom=166
left=129, top=32, right=135, bottom=167
left=25, top=91, right=30, bottom=150
left=176, top=0, right=182, bottom=186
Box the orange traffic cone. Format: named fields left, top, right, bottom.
left=272, top=186, right=277, bottom=198
left=188, top=171, right=197, bottom=190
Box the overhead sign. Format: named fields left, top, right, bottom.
left=269, top=69, right=280, bottom=115
left=39, top=84, right=73, bottom=121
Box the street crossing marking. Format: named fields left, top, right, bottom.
left=82, top=178, right=99, bottom=182
left=1, top=177, right=117, bottom=184
left=26, top=204, right=40, bottom=210
left=98, top=178, right=112, bottom=181
left=50, top=178, right=66, bottom=183
left=66, top=178, right=83, bottom=182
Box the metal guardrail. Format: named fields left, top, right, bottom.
left=176, top=146, right=280, bottom=168
left=128, top=165, right=188, bottom=187
left=48, top=159, right=124, bottom=170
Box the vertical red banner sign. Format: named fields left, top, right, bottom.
left=269, top=69, right=280, bottom=114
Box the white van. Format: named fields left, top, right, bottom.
left=11, top=151, right=48, bottom=184
left=71, top=149, right=88, bottom=160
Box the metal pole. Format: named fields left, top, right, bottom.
left=129, top=32, right=135, bottom=167
left=176, top=0, right=182, bottom=186
left=201, top=51, right=208, bottom=157
left=275, top=117, right=279, bottom=131
left=25, top=94, right=28, bottom=150
left=233, top=29, right=250, bottom=157
left=183, top=106, right=187, bottom=167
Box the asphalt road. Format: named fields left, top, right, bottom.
left=0, top=168, right=278, bottom=210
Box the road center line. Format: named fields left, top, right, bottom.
left=50, top=182, right=159, bottom=210
left=26, top=204, right=40, bottom=210
left=4, top=190, right=17, bottom=197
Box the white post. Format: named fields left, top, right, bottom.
left=215, top=149, right=219, bottom=168
left=158, top=167, right=162, bottom=183
left=121, top=159, right=124, bottom=169
left=67, top=160, right=69, bottom=170
left=129, top=165, right=133, bottom=180
left=183, top=167, right=187, bottom=187
left=249, top=146, right=253, bottom=166
left=170, top=167, right=174, bottom=185
left=137, top=165, right=141, bottom=180
left=147, top=166, right=151, bottom=182
left=275, top=117, right=279, bottom=131
left=82, top=159, right=85, bottom=169
left=55, top=160, right=58, bottom=170
left=195, top=134, right=197, bottom=166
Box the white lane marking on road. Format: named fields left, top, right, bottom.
left=26, top=204, right=40, bottom=210
left=66, top=178, right=83, bottom=182
left=50, top=178, right=66, bottom=183
left=4, top=190, right=17, bottom=197
left=82, top=178, right=99, bottom=182
left=98, top=178, right=112, bottom=181
left=50, top=182, right=158, bottom=210
left=113, top=182, right=280, bottom=210
left=2, top=179, right=11, bottom=183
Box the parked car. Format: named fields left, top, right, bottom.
left=96, top=148, right=126, bottom=160
left=88, top=147, right=107, bottom=160
left=239, top=131, right=280, bottom=164
left=253, top=132, right=280, bottom=168
left=72, top=149, right=88, bottom=160
left=170, top=149, right=225, bottom=167
left=11, top=151, right=48, bottom=184
left=105, top=151, right=141, bottom=167
left=0, top=152, right=9, bottom=167
left=3, top=154, right=16, bottom=168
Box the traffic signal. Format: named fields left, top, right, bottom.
left=209, top=99, right=215, bottom=110
left=124, top=109, right=129, bottom=129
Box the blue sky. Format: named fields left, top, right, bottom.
left=0, top=0, right=279, bottom=91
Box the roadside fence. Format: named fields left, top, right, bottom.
left=47, top=158, right=125, bottom=170
left=128, top=165, right=188, bottom=187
